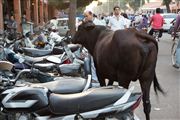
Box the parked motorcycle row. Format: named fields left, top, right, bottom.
left=0, top=28, right=142, bottom=120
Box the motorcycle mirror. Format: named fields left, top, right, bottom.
left=46, top=56, right=61, bottom=64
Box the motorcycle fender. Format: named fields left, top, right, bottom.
left=2, top=86, right=49, bottom=112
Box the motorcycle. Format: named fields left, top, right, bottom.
left=0, top=60, right=92, bottom=94
left=1, top=34, right=89, bottom=78
left=0, top=30, right=22, bottom=49
left=0, top=75, right=141, bottom=120
left=152, top=30, right=160, bottom=42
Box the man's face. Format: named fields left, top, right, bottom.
left=10, top=16, right=14, bottom=20
left=83, top=11, right=93, bottom=22
left=114, top=7, right=120, bottom=16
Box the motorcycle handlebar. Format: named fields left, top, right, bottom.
left=1, top=69, right=32, bottom=84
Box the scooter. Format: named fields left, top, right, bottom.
left=0, top=76, right=141, bottom=120
left=0, top=61, right=91, bottom=94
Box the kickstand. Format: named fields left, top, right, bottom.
left=74, top=113, right=85, bottom=120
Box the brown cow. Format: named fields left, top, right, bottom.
left=72, top=21, right=164, bottom=120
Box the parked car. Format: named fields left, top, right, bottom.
left=44, top=17, right=80, bottom=36
left=161, top=13, right=177, bottom=31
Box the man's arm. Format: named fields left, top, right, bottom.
left=107, top=18, right=111, bottom=29
left=149, top=16, right=153, bottom=27
left=123, top=18, right=127, bottom=29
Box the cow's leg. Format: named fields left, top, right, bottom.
left=95, top=71, right=106, bottom=86
left=118, top=80, right=130, bottom=89
left=117, top=74, right=131, bottom=89
left=107, top=80, right=114, bottom=86
left=98, top=77, right=106, bottom=86
left=139, top=74, right=153, bottom=120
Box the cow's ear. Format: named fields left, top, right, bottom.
left=84, top=21, right=95, bottom=30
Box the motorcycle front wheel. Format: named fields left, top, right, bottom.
left=105, top=111, right=135, bottom=120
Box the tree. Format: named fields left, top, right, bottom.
left=48, top=0, right=94, bottom=9
left=163, top=0, right=172, bottom=13
left=119, top=0, right=149, bottom=11
left=69, top=0, right=76, bottom=36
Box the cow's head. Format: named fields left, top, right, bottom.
left=72, top=20, right=106, bottom=55
left=72, top=20, right=95, bottom=44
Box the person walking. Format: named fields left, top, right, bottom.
left=172, top=12, right=180, bottom=68
left=7, top=15, right=17, bottom=40
left=108, top=6, right=127, bottom=31
left=122, top=13, right=131, bottom=28
left=21, top=12, right=27, bottom=36
left=149, top=8, right=164, bottom=38
left=137, top=14, right=148, bottom=31
left=83, top=10, right=104, bottom=26
left=4, top=13, right=9, bottom=30
left=83, top=10, right=105, bottom=87
left=50, top=17, right=58, bottom=29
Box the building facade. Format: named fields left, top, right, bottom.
left=0, top=0, right=57, bottom=32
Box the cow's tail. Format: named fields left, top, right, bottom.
left=153, top=72, right=166, bottom=95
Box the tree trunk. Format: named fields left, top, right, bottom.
left=165, top=3, right=171, bottom=13
left=69, top=0, right=77, bottom=36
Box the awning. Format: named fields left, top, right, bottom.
left=141, top=2, right=163, bottom=10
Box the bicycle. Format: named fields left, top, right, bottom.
left=171, top=35, right=179, bottom=66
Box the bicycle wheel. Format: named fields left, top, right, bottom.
left=171, top=41, right=178, bottom=65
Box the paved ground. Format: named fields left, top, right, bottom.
left=134, top=33, right=180, bottom=120
left=0, top=33, right=179, bottom=120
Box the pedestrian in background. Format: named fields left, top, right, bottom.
left=21, top=12, right=27, bottom=35
left=122, top=13, right=131, bottom=28
left=137, top=14, right=148, bottom=30
left=172, top=11, right=180, bottom=69
left=50, top=17, right=58, bottom=30
left=108, top=6, right=127, bottom=31
left=83, top=10, right=105, bottom=87
left=83, top=10, right=104, bottom=26
left=149, top=8, right=164, bottom=38
left=4, top=13, right=9, bottom=30
left=7, top=15, right=17, bottom=40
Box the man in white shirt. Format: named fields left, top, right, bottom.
left=50, top=17, right=58, bottom=29
left=108, top=6, right=127, bottom=31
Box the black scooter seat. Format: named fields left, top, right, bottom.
left=52, top=44, right=80, bottom=55
left=33, top=62, right=55, bottom=72
left=49, top=86, right=127, bottom=115
left=30, top=77, right=87, bottom=94
left=153, top=29, right=160, bottom=32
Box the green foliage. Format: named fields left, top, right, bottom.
left=162, top=0, right=172, bottom=4
left=162, top=0, right=172, bottom=13
left=48, top=0, right=95, bottom=9
left=119, top=0, right=149, bottom=11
